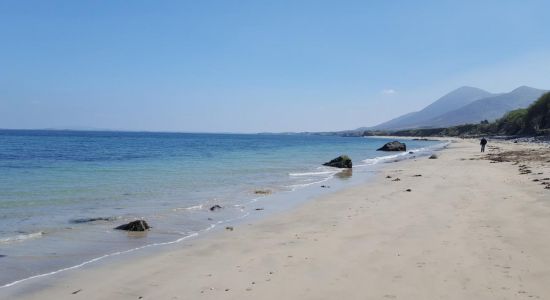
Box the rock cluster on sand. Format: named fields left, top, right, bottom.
left=115, top=220, right=150, bottom=231
left=323, top=155, right=352, bottom=168
left=377, top=141, right=406, bottom=151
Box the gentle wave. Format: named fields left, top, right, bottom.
left=0, top=232, right=198, bottom=289
left=172, top=204, right=204, bottom=211
left=360, top=141, right=450, bottom=166
left=0, top=209, right=253, bottom=289
left=285, top=142, right=450, bottom=190
left=289, top=170, right=339, bottom=177
left=285, top=175, right=334, bottom=190
left=0, top=232, right=44, bottom=244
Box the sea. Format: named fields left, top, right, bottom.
left=0, top=130, right=447, bottom=287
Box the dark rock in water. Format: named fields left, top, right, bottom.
left=429, top=154, right=438, bottom=159
left=254, top=189, right=272, bottom=195
left=323, top=155, right=352, bottom=168
left=377, top=141, right=406, bottom=151
left=320, top=185, right=330, bottom=188
left=409, top=151, right=414, bottom=154
left=210, top=205, right=223, bottom=211
left=70, top=217, right=115, bottom=224
left=115, top=220, right=150, bottom=231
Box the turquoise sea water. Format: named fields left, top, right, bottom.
left=0, top=130, right=445, bottom=287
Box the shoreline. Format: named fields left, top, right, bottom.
left=0, top=138, right=446, bottom=289
left=3, top=139, right=550, bottom=299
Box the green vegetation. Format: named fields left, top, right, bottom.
left=493, top=108, right=528, bottom=135
left=364, top=92, right=550, bottom=138
left=524, top=92, right=550, bottom=134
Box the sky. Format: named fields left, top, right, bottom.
left=1, top=0, right=550, bottom=133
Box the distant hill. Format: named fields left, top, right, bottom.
left=367, top=86, right=494, bottom=130
left=368, top=86, right=546, bottom=130
left=425, top=86, right=547, bottom=127
left=386, top=91, right=550, bottom=137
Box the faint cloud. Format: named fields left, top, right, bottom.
left=381, top=89, right=397, bottom=95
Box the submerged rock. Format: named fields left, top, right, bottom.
left=377, top=141, right=406, bottom=151
left=210, top=205, right=223, bottom=211
left=70, top=217, right=115, bottom=224
left=323, top=155, right=352, bottom=168
left=254, top=189, right=272, bottom=195
left=115, top=220, right=150, bottom=231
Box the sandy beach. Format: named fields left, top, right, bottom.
left=3, top=138, right=550, bottom=300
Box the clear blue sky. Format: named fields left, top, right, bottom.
left=1, top=0, right=550, bottom=132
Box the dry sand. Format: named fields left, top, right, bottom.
left=3, top=139, right=550, bottom=300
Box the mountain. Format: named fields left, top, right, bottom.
left=368, top=86, right=547, bottom=130
left=384, top=91, right=550, bottom=138
left=425, top=86, right=547, bottom=128
left=369, top=86, right=493, bottom=130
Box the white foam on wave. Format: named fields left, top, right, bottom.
left=0, top=232, right=44, bottom=245
left=0, top=231, right=198, bottom=289
left=285, top=174, right=334, bottom=191
left=245, top=197, right=263, bottom=204
left=358, top=141, right=450, bottom=166
left=289, top=170, right=338, bottom=177
left=0, top=207, right=254, bottom=290
left=172, top=204, right=203, bottom=211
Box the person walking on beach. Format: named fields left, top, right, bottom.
left=480, top=137, right=487, bottom=152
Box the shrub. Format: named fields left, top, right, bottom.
left=524, top=92, right=550, bottom=133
